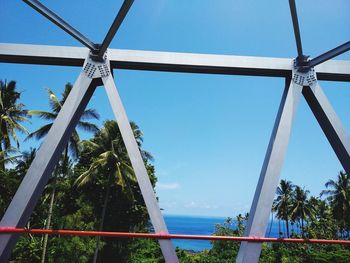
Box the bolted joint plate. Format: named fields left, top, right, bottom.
left=83, top=52, right=110, bottom=79
left=292, top=59, right=317, bottom=87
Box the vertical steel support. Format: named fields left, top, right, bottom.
left=303, top=83, right=350, bottom=175
left=102, top=74, right=179, bottom=263
left=0, top=69, right=96, bottom=262
left=236, top=78, right=303, bottom=263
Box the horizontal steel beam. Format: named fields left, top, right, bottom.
left=1, top=43, right=350, bottom=81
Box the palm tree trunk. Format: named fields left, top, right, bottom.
left=40, top=184, right=56, bottom=263
left=286, top=218, right=290, bottom=237
left=40, top=145, right=67, bottom=263
left=62, top=146, right=69, bottom=175
left=92, top=173, right=112, bottom=263
left=0, top=142, right=4, bottom=171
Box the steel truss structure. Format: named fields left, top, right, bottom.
left=0, top=0, right=349, bottom=262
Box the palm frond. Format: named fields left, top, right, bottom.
left=61, top=83, right=73, bottom=104
left=69, top=130, right=80, bottom=160
left=46, top=88, right=61, bottom=112
left=28, top=110, right=57, bottom=120
left=76, top=121, right=99, bottom=133
left=26, top=123, right=53, bottom=141
left=80, top=108, right=100, bottom=120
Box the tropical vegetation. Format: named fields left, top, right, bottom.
left=26, top=84, right=100, bottom=263
left=0, top=80, right=30, bottom=169
left=0, top=79, right=349, bottom=262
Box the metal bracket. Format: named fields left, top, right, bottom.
left=83, top=52, right=110, bottom=79
left=295, top=55, right=310, bottom=72
left=292, top=59, right=317, bottom=87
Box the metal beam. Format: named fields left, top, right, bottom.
left=23, top=0, right=97, bottom=52
left=0, top=70, right=97, bottom=262
left=1, top=43, right=350, bottom=81
left=97, top=0, right=134, bottom=58
left=236, top=79, right=303, bottom=263
left=308, top=41, right=350, bottom=68
left=303, top=83, right=350, bottom=175
left=102, top=74, right=179, bottom=262
left=288, top=0, right=304, bottom=60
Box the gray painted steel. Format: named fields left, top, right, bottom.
left=303, top=83, right=350, bottom=175
left=236, top=79, right=303, bottom=263
left=97, top=0, right=134, bottom=58
left=308, top=41, right=350, bottom=68
left=0, top=71, right=96, bottom=262
left=102, top=74, right=179, bottom=263
left=1, top=43, right=350, bottom=81
left=288, top=0, right=304, bottom=60
left=23, top=0, right=97, bottom=52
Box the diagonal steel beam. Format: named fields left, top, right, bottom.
left=303, top=83, right=350, bottom=175
left=288, top=0, right=304, bottom=61
left=236, top=78, right=303, bottom=263
left=23, top=0, right=97, bottom=52
left=97, top=0, right=134, bottom=58
left=1, top=43, right=350, bottom=81
left=308, top=41, right=350, bottom=68
left=0, top=69, right=97, bottom=262
left=102, top=73, right=179, bottom=263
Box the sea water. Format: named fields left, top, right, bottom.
left=164, top=215, right=281, bottom=251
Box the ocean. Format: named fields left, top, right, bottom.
left=164, top=215, right=281, bottom=251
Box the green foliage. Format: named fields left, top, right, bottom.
left=10, top=235, right=42, bottom=263
left=127, top=238, right=163, bottom=263
left=305, top=247, right=350, bottom=263
left=321, top=171, right=350, bottom=236
left=173, top=175, right=350, bottom=263
left=273, top=180, right=294, bottom=237
left=0, top=169, right=21, bottom=216
left=71, top=121, right=157, bottom=262
left=27, top=83, right=99, bottom=159
left=0, top=80, right=30, bottom=153
left=45, top=200, right=97, bottom=263
left=208, top=216, right=242, bottom=260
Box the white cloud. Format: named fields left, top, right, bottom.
left=184, top=201, right=197, bottom=208
left=157, top=182, right=180, bottom=190
left=184, top=202, right=219, bottom=209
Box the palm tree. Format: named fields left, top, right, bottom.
left=0, top=147, right=21, bottom=169
left=15, top=148, right=36, bottom=176
left=0, top=80, right=30, bottom=169
left=26, top=83, right=99, bottom=263
left=27, top=83, right=99, bottom=170
left=290, top=186, right=315, bottom=237
left=75, top=120, right=149, bottom=263
left=321, top=171, right=350, bottom=235
left=273, top=179, right=294, bottom=237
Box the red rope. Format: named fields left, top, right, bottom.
left=0, top=228, right=349, bottom=245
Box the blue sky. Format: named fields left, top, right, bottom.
left=1, top=0, right=350, bottom=217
